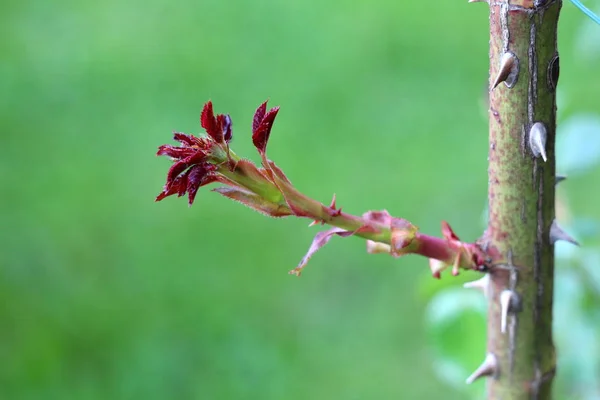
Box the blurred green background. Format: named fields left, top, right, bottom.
left=2, top=1, right=600, bottom=399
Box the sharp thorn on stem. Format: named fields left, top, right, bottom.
left=549, top=220, right=579, bottom=246
left=466, top=353, right=498, bottom=384
left=529, top=122, right=548, bottom=162
left=555, top=175, right=567, bottom=185
left=500, top=290, right=516, bottom=334
left=463, top=274, right=490, bottom=297
left=492, top=52, right=518, bottom=89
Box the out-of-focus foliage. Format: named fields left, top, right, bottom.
left=1, top=1, right=599, bottom=399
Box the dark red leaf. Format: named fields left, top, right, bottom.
left=252, top=106, right=280, bottom=153
left=172, top=132, right=197, bottom=146
left=157, top=145, right=196, bottom=159
left=200, top=101, right=219, bottom=141
left=183, top=151, right=207, bottom=166
left=155, top=171, right=190, bottom=202
left=252, top=102, right=267, bottom=134
left=209, top=114, right=224, bottom=143
left=166, top=160, right=190, bottom=187
left=186, top=165, right=208, bottom=205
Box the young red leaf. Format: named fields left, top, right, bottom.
left=173, top=132, right=200, bottom=146
left=186, top=164, right=217, bottom=205
left=156, top=169, right=192, bottom=202
left=201, top=101, right=221, bottom=142
left=166, top=160, right=191, bottom=187
left=253, top=101, right=267, bottom=134
left=252, top=102, right=280, bottom=153
left=157, top=145, right=196, bottom=159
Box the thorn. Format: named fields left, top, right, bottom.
left=529, top=122, right=548, bottom=162
left=329, top=193, right=337, bottom=210
left=452, top=253, right=461, bottom=276
left=500, top=290, right=515, bottom=334
left=466, top=353, right=498, bottom=384
left=468, top=0, right=488, bottom=2
left=463, top=274, right=490, bottom=297
left=492, top=52, right=518, bottom=89
left=555, top=175, right=567, bottom=185
left=549, top=220, right=579, bottom=246
left=326, top=193, right=342, bottom=217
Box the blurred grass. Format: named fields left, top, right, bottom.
left=1, top=1, right=598, bottom=399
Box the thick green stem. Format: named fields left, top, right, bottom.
left=483, top=1, right=560, bottom=398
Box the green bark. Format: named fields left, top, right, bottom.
left=483, top=1, right=561, bottom=398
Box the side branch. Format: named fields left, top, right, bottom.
left=155, top=101, right=490, bottom=277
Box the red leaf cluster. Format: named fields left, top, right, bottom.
left=157, top=100, right=282, bottom=207
left=155, top=132, right=219, bottom=205
left=156, top=101, right=234, bottom=205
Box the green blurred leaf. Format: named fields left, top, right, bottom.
left=557, top=114, right=600, bottom=175
left=554, top=269, right=600, bottom=398
left=425, top=289, right=486, bottom=395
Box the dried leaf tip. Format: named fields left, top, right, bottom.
left=492, top=52, right=518, bottom=89
left=466, top=353, right=498, bottom=384
left=463, top=274, right=490, bottom=297
left=529, top=122, right=548, bottom=162
left=500, top=290, right=516, bottom=334
left=549, top=220, right=579, bottom=246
